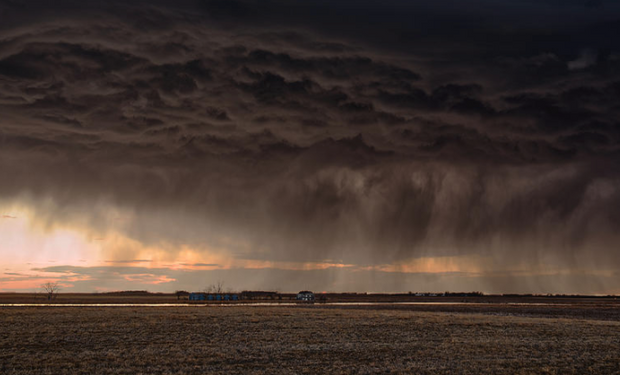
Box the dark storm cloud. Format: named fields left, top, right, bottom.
left=200, top=0, right=620, bottom=62
left=1, top=0, right=620, bottom=292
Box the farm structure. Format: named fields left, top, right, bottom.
left=189, top=293, right=239, bottom=302
left=296, top=291, right=315, bottom=302
left=187, top=291, right=319, bottom=302
left=240, top=291, right=280, bottom=300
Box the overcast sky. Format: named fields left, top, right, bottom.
left=1, top=0, right=620, bottom=294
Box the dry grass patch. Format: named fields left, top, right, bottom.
left=1, top=306, right=619, bottom=374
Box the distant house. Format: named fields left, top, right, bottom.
left=296, top=291, right=315, bottom=301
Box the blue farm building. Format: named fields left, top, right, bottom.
left=189, top=293, right=239, bottom=301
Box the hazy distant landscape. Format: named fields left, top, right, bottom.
left=2, top=302, right=619, bottom=374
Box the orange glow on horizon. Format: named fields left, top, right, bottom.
left=3, top=204, right=616, bottom=293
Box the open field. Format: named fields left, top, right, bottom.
left=1, top=305, right=619, bottom=374
left=2, top=292, right=619, bottom=321
left=2, top=292, right=619, bottom=305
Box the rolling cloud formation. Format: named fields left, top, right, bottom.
left=1, top=0, right=620, bottom=293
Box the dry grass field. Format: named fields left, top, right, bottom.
left=1, top=305, right=619, bottom=374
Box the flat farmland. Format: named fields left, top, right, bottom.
left=1, top=305, right=619, bottom=374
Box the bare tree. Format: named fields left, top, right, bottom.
left=204, top=281, right=225, bottom=295
left=41, top=282, right=61, bottom=300
left=215, top=280, right=224, bottom=295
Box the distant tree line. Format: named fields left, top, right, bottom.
left=101, top=290, right=163, bottom=296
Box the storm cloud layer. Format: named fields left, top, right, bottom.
left=1, top=0, right=620, bottom=293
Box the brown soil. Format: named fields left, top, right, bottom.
left=1, top=305, right=619, bottom=374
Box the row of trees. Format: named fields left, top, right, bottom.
left=42, top=280, right=231, bottom=301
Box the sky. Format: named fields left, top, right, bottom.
left=1, top=0, right=620, bottom=294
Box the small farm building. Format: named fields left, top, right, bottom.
left=296, top=291, right=315, bottom=301
left=189, top=293, right=239, bottom=301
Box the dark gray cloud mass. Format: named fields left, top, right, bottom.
left=1, top=0, right=620, bottom=292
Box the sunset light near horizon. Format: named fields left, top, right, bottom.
left=2, top=202, right=618, bottom=294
